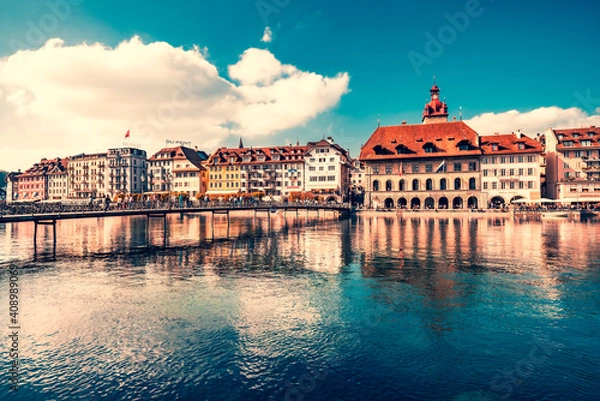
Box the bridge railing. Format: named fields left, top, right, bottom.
left=0, top=200, right=351, bottom=217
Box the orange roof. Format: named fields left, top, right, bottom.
left=554, top=126, right=600, bottom=150
left=208, top=145, right=307, bottom=165
left=480, top=133, right=543, bottom=155
left=359, top=121, right=481, bottom=161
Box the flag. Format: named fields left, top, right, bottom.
left=398, top=161, right=403, bottom=176
left=436, top=159, right=446, bottom=173
left=125, top=130, right=130, bottom=139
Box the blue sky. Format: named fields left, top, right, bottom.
left=1, top=0, right=600, bottom=170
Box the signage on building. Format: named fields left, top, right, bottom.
left=166, top=139, right=192, bottom=147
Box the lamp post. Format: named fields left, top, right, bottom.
left=140, top=173, right=146, bottom=194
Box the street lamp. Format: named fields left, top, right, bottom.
left=140, top=174, right=145, bottom=193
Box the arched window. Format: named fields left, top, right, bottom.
left=373, top=180, right=380, bottom=191
left=386, top=180, right=392, bottom=191
left=399, top=179, right=405, bottom=191
left=412, top=179, right=419, bottom=191
left=454, top=178, right=461, bottom=190
left=426, top=178, right=433, bottom=191
left=469, top=177, right=476, bottom=190
left=440, top=178, right=447, bottom=190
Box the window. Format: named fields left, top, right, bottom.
left=412, top=179, right=419, bottom=191
left=518, top=156, right=524, bottom=163
left=482, top=157, right=488, bottom=164
left=373, top=180, right=380, bottom=191
left=327, top=176, right=336, bottom=181
left=527, top=155, right=534, bottom=163
left=330, top=157, right=335, bottom=162
left=492, top=144, right=498, bottom=151
left=492, top=182, right=498, bottom=190
left=385, top=166, right=392, bottom=174
left=425, top=163, right=433, bottom=173
left=469, top=178, right=476, bottom=190
left=500, top=169, right=506, bottom=176
left=468, top=162, right=477, bottom=171
left=509, top=169, right=515, bottom=176
left=491, top=157, right=496, bottom=164
left=399, top=179, right=405, bottom=191
left=440, top=178, right=447, bottom=190
left=373, top=166, right=379, bottom=174
left=426, top=179, right=433, bottom=191
left=424, top=143, right=436, bottom=153
left=519, top=181, right=524, bottom=189
left=500, top=182, right=506, bottom=189
left=518, top=168, right=524, bottom=176
left=509, top=182, right=515, bottom=189
left=453, top=162, right=462, bottom=172
left=483, top=182, right=489, bottom=190
left=454, top=178, right=461, bottom=190
left=386, top=180, right=392, bottom=191
left=528, top=168, right=534, bottom=175
left=500, top=156, right=506, bottom=163
left=483, top=169, right=488, bottom=177
left=412, top=164, right=419, bottom=173
left=518, top=143, right=525, bottom=150
left=328, top=165, right=335, bottom=171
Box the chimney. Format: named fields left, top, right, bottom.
left=401, top=120, right=407, bottom=125
left=494, top=132, right=499, bottom=135
left=327, top=136, right=334, bottom=144
left=452, top=116, right=457, bottom=121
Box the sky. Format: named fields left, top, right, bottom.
left=1, top=0, right=600, bottom=171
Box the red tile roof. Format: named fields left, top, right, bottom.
left=480, top=133, right=543, bottom=155
left=359, top=121, right=481, bottom=161
left=554, top=126, right=600, bottom=150
left=208, top=145, right=307, bottom=165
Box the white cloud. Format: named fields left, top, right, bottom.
left=466, top=106, right=600, bottom=136
left=0, top=36, right=349, bottom=171
left=261, top=27, right=273, bottom=43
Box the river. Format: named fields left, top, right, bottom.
left=1, top=211, right=599, bottom=400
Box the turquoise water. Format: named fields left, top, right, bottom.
left=0, top=213, right=599, bottom=400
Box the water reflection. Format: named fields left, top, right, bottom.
left=0, top=213, right=599, bottom=400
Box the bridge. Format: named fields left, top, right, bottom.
left=0, top=202, right=354, bottom=255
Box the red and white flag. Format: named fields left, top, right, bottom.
left=125, top=130, right=130, bottom=139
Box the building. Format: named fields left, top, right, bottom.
left=205, top=147, right=243, bottom=196
left=106, top=147, right=148, bottom=197
left=545, top=126, right=600, bottom=204
left=46, top=158, right=69, bottom=200
left=5, top=172, right=20, bottom=203
left=304, top=138, right=351, bottom=203
left=349, top=159, right=366, bottom=206
left=359, top=83, right=483, bottom=210
left=172, top=147, right=207, bottom=197
left=479, top=133, right=544, bottom=207
left=16, top=158, right=68, bottom=201
left=206, top=144, right=307, bottom=200
left=68, top=152, right=108, bottom=199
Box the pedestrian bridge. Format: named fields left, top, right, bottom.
left=0, top=202, right=354, bottom=256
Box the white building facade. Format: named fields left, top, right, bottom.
left=304, top=138, right=351, bottom=203
left=479, top=133, right=543, bottom=207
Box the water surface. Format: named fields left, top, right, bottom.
left=1, top=212, right=599, bottom=400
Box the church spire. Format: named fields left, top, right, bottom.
left=238, top=137, right=244, bottom=148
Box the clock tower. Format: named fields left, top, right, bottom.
left=422, top=79, right=449, bottom=124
